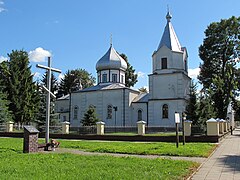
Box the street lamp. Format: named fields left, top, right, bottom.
left=113, top=106, right=118, bottom=132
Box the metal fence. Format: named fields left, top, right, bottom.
left=0, top=124, right=5, bottom=131
left=0, top=122, right=207, bottom=136
left=38, top=125, right=62, bottom=133
left=191, top=125, right=207, bottom=135
left=70, top=125, right=178, bottom=135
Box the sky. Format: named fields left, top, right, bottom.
left=0, top=0, right=239, bottom=90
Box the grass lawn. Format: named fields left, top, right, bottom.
left=0, top=138, right=198, bottom=180
left=58, top=139, right=216, bottom=157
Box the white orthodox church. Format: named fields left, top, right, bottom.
left=55, top=12, right=191, bottom=128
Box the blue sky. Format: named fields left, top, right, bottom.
left=0, top=0, right=239, bottom=89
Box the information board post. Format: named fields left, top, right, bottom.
left=175, top=112, right=180, bottom=148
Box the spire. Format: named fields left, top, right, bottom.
left=166, top=7, right=172, bottom=22
left=157, top=11, right=182, bottom=52
left=110, top=34, right=112, bottom=47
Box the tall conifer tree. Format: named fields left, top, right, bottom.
left=0, top=50, right=40, bottom=125
left=198, top=16, right=240, bottom=118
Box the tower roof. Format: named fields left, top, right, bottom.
left=96, top=45, right=127, bottom=71
left=157, top=11, right=182, bottom=52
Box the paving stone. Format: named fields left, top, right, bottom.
left=191, top=127, right=240, bottom=180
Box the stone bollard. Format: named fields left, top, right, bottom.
left=62, top=121, right=70, bottom=134
left=137, top=120, right=146, bottom=135
left=206, top=118, right=219, bottom=136
left=184, top=120, right=192, bottom=136
left=6, top=121, right=14, bottom=132
left=218, top=119, right=225, bottom=134
left=96, top=121, right=105, bottom=135
left=222, top=120, right=227, bottom=132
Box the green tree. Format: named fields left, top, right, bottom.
left=197, top=91, right=216, bottom=125
left=41, top=71, right=59, bottom=94
left=232, top=100, right=240, bottom=122
left=0, top=50, right=40, bottom=125
left=185, top=81, right=199, bottom=125
left=35, top=72, right=60, bottom=130
left=81, top=105, right=99, bottom=126
left=138, top=87, right=148, bottom=93
left=59, top=69, right=95, bottom=95
left=0, top=87, right=12, bottom=123
left=198, top=16, right=240, bottom=118
left=119, top=53, right=138, bottom=87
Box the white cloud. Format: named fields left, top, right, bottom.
left=33, top=72, right=41, bottom=79
left=137, top=71, right=147, bottom=78
left=28, top=47, right=51, bottom=62
left=58, top=73, right=64, bottom=82
left=188, top=68, right=200, bottom=79
left=0, top=56, right=7, bottom=62
left=0, top=1, right=6, bottom=13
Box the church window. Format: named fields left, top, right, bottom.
left=63, top=116, right=66, bottom=121
left=137, top=109, right=143, bottom=121
left=102, top=74, right=107, bottom=83
left=161, top=58, right=167, bottom=69
left=107, top=105, right=112, bottom=119
left=121, top=75, right=124, bottom=83
left=112, top=74, right=117, bottom=83
left=162, top=104, right=168, bottom=119
left=73, top=106, right=79, bottom=119
left=98, top=74, right=100, bottom=83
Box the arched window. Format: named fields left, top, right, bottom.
left=73, top=106, right=79, bottom=119
left=137, top=109, right=142, bottom=121
left=162, top=104, right=168, bottom=119
left=107, top=105, right=112, bottom=119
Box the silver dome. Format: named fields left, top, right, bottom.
left=96, top=45, right=127, bottom=71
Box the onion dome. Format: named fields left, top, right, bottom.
left=96, top=45, right=127, bottom=71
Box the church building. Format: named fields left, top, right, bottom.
left=55, top=11, right=191, bottom=128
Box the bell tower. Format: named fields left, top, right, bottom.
left=148, top=11, right=191, bottom=127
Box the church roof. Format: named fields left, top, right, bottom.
left=96, top=45, right=127, bottom=71
left=74, top=83, right=126, bottom=92
left=132, top=93, right=149, bottom=103
left=157, top=11, right=182, bottom=52
left=57, top=94, right=69, bottom=100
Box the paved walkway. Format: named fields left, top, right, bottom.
left=51, top=147, right=206, bottom=163
left=191, top=127, right=240, bottom=180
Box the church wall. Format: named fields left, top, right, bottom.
left=70, top=92, right=82, bottom=127
left=101, top=89, right=124, bottom=126
left=148, top=99, right=186, bottom=127
left=152, top=46, right=185, bottom=74
left=152, top=46, right=172, bottom=72
left=149, top=72, right=190, bottom=100
left=55, top=99, right=69, bottom=122
left=125, top=90, right=139, bottom=126
left=132, top=103, right=148, bottom=125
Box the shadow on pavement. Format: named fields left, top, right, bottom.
left=219, top=155, right=240, bottom=172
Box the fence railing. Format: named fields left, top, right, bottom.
left=0, top=124, right=6, bottom=131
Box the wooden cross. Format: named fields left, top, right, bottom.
left=36, top=57, right=61, bottom=143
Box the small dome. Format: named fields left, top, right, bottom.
left=96, top=45, right=127, bottom=71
